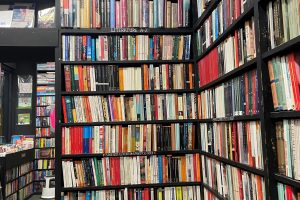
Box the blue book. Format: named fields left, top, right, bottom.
left=87, top=36, right=92, bottom=61
left=86, top=191, right=91, bottom=200
left=83, top=126, right=90, bottom=153
left=158, top=156, right=163, bottom=183
left=149, top=38, right=154, bottom=60
left=91, top=38, right=95, bottom=61
left=65, top=36, right=69, bottom=61
left=110, top=0, right=116, bottom=28
left=215, top=10, right=219, bottom=40
left=175, top=124, right=180, bottom=150
left=64, top=96, right=73, bottom=123
left=153, top=0, right=158, bottom=27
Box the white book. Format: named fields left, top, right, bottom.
left=0, top=10, right=13, bottom=27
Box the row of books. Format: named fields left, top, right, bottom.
left=275, top=120, right=300, bottom=181
left=6, top=166, right=19, bottom=182
left=62, top=35, right=191, bottom=61
left=19, top=162, right=33, bottom=176
left=61, top=0, right=191, bottom=28
left=62, top=186, right=201, bottom=200
left=200, top=121, right=263, bottom=169
left=201, top=156, right=265, bottom=199
left=36, top=117, right=50, bottom=127
left=199, top=69, right=259, bottom=119
left=266, top=0, right=300, bottom=50
left=35, top=148, right=55, bottom=159
left=196, top=0, right=209, bottom=18
left=196, top=1, right=254, bottom=56
left=34, top=170, right=54, bottom=181
left=0, top=3, right=34, bottom=28
left=18, top=183, right=33, bottom=200
left=36, top=127, right=53, bottom=137
left=62, top=154, right=201, bottom=187
left=198, top=19, right=256, bottom=86
left=36, top=106, right=51, bottom=116
left=37, top=72, right=55, bottom=85
left=6, top=179, right=18, bottom=197
left=37, top=96, right=55, bottom=106
left=35, top=138, right=55, bottom=148
left=268, top=52, right=300, bottom=111
left=62, top=93, right=198, bottom=123
left=204, top=188, right=219, bottom=200
left=37, top=86, right=55, bottom=96
left=35, top=159, right=55, bottom=170
left=277, top=183, right=300, bottom=200
left=62, top=123, right=197, bottom=154
left=19, top=172, right=33, bottom=188
left=37, top=62, right=55, bottom=71
left=64, top=63, right=194, bottom=92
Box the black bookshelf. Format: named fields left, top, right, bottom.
left=60, top=60, right=194, bottom=65
left=270, top=111, right=300, bottom=119
left=274, top=174, right=300, bottom=189
left=61, top=89, right=197, bottom=96
left=61, top=182, right=202, bottom=192
left=61, top=28, right=193, bottom=35
left=61, top=119, right=198, bottom=127
left=201, top=183, right=225, bottom=200
left=61, top=149, right=201, bottom=159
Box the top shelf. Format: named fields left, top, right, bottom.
left=60, top=28, right=193, bottom=35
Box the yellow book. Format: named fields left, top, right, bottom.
left=181, top=157, right=187, bottom=182
left=176, top=187, right=182, bottom=200
left=158, top=189, right=163, bottom=200
left=119, top=68, right=124, bottom=91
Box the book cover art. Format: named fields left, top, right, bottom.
left=0, top=10, right=13, bottom=27
left=11, top=9, right=35, bottom=28
left=18, top=113, right=31, bottom=125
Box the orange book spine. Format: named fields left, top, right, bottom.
left=143, top=64, right=149, bottom=90
left=181, top=157, right=187, bottom=182
left=119, top=68, right=124, bottom=91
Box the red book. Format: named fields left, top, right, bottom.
left=78, top=65, right=83, bottom=91
left=234, top=30, right=239, bottom=68
left=62, top=128, right=65, bottom=154
left=118, top=126, right=122, bottom=152
left=244, top=73, right=249, bottom=115
left=144, top=188, right=149, bottom=200
left=166, top=64, right=169, bottom=89
left=247, top=123, right=253, bottom=166
left=64, top=66, right=71, bottom=91
left=121, top=0, right=128, bottom=27
left=92, top=0, right=96, bottom=28
left=286, top=185, right=293, bottom=200
left=62, top=96, right=67, bottom=123
left=232, top=122, right=239, bottom=162
left=288, top=53, right=300, bottom=110
left=252, top=70, right=257, bottom=114
left=237, top=170, right=244, bottom=200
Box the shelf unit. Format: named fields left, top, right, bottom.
left=0, top=149, right=35, bottom=200
left=34, top=63, right=56, bottom=192
left=51, top=0, right=300, bottom=199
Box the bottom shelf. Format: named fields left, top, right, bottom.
left=61, top=182, right=202, bottom=192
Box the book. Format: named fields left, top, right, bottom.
left=63, top=64, right=194, bottom=92
left=0, top=11, right=13, bottom=27
left=62, top=123, right=197, bottom=154
left=62, top=93, right=197, bottom=123
left=200, top=121, right=263, bottom=169
left=62, top=35, right=191, bottom=61
left=11, top=9, right=35, bottom=28
left=277, top=183, right=299, bottom=200
left=38, top=7, right=55, bottom=28
left=275, top=120, right=300, bottom=180
left=62, top=154, right=201, bottom=187
left=268, top=52, right=300, bottom=111
left=197, top=18, right=256, bottom=87
left=266, top=0, right=300, bottom=50
left=198, top=69, right=259, bottom=119
left=61, top=0, right=191, bottom=28
left=201, top=155, right=265, bottom=199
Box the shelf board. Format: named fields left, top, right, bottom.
left=61, top=28, right=193, bottom=35
left=36, top=105, right=51, bottom=107
left=193, top=0, right=221, bottom=30
left=61, top=182, right=201, bottom=192
left=195, top=4, right=254, bottom=62
left=60, top=60, right=193, bottom=65
left=270, top=111, right=300, bottom=119
left=61, top=150, right=200, bottom=159
left=37, top=70, right=55, bottom=72
left=0, top=28, right=58, bottom=47
left=61, top=89, right=197, bottom=96
left=36, top=126, right=50, bottom=128
left=262, top=35, right=300, bottom=59
left=199, top=58, right=257, bottom=91
left=201, top=151, right=265, bottom=176
left=274, top=174, right=300, bottom=189
left=60, top=119, right=198, bottom=126
left=202, top=183, right=226, bottom=200
left=37, top=83, right=55, bottom=86
left=198, top=114, right=260, bottom=122
left=35, top=136, right=55, bottom=138
left=36, top=115, right=50, bottom=117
